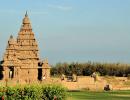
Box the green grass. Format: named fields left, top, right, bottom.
left=68, top=90, right=130, bottom=100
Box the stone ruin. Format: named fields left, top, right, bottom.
left=0, top=12, right=50, bottom=84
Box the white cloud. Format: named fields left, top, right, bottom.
left=48, top=4, right=72, bottom=11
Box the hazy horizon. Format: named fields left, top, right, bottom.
left=0, top=0, right=130, bottom=64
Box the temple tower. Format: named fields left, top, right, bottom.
left=2, top=35, right=19, bottom=80
left=17, top=11, right=39, bottom=61
left=1, top=12, right=50, bottom=84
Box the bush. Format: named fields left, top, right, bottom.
left=0, top=87, right=5, bottom=99
left=0, top=85, right=67, bottom=100
left=23, top=85, right=43, bottom=100
left=6, top=86, right=23, bottom=100
left=42, top=84, right=67, bottom=100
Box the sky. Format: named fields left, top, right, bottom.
left=0, top=0, right=130, bottom=64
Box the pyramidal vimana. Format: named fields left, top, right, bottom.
left=0, top=12, right=50, bottom=84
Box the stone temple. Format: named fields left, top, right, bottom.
left=0, top=12, right=50, bottom=84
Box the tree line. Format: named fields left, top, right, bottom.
left=51, top=62, right=130, bottom=77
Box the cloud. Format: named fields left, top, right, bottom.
left=48, top=4, right=72, bottom=11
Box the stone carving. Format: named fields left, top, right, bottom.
left=1, top=12, right=50, bottom=83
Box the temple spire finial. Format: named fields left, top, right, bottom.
left=10, top=35, right=13, bottom=39
left=25, top=11, right=28, bottom=17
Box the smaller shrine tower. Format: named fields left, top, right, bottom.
left=1, top=12, right=50, bottom=84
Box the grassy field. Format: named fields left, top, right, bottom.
left=68, top=90, right=130, bottom=100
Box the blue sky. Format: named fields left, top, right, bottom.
left=0, top=0, right=130, bottom=64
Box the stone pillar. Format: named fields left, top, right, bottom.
left=18, top=67, right=22, bottom=84
left=16, top=67, right=20, bottom=83
left=3, top=67, right=9, bottom=80
left=2, top=67, right=6, bottom=80
left=46, top=68, right=50, bottom=79
left=42, top=68, right=50, bottom=80
left=42, top=68, right=46, bottom=79
left=41, top=62, right=50, bottom=80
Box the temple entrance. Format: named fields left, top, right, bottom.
left=0, top=61, right=4, bottom=80
left=38, top=68, right=42, bottom=81
left=9, top=66, right=14, bottom=79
